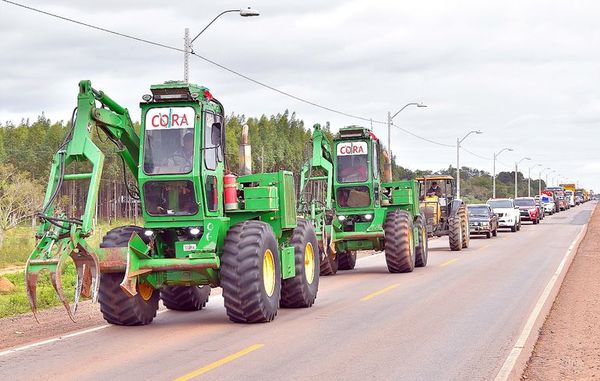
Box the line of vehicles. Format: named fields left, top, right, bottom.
left=467, top=186, right=592, bottom=238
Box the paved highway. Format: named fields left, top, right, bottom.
left=0, top=203, right=593, bottom=381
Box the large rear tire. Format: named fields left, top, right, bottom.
left=448, top=215, right=463, bottom=251
left=98, top=226, right=159, bottom=326
left=160, top=286, right=210, bottom=311
left=221, top=221, right=281, bottom=323
left=337, top=251, right=357, bottom=270
left=280, top=219, right=319, bottom=308
left=414, top=216, right=428, bottom=267
left=384, top=210, right=415, bottom=273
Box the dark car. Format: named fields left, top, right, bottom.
left=514, top=197, right=541, bottom=224
left=467, top=204, right=499, bottom=239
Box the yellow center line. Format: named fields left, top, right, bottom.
left=173, top=344, right=264, bottom=381
left=440, top=258, right=459, bottom=267
left=360, top=283, right=400, bottom=301
left=478, top=244, right=491, bottom=251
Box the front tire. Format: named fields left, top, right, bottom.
left=160, top=286, right=210, bottom=311
left=280, top=219, right=319, bottom=308
left=492, top=227, right=498, bottom=237
left=384, top=210, right=415, bottom=273
left=414, top=216, right=428, bottom=267
left=460, top=206, right=470, bottom=249
left=221, top=221, right=281, bottom=323
left=98, top=226, right=158, bottom=326
left=337, top=251, right=357, bottom=270
left=448, top=214, right=463, bottom=251
left=319, top=250, right=338, bottom=276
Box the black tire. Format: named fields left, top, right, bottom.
left=414, top=216, right=428, bottom=268
left=98, top=226, right=159, bottom=326
left=448, top=214, right=463, bottom=251
left=511, top=223, right=517, bottom=232
left=486, top=231, right=492, bottom=239
left=492, top=227, right=498, bottom=237
left=160, top=286, right=210, bottom=311
left=460, top=206, right=470, bottom=249
left=384, top=210, right=415, bottom=273
left=221, top=221, right=281, bottom=323
left=337, top=251, right=357, bottom=270
left=280, top=219, right=319, bottom=308
left=319, top=250, right=338, bottom=276
left=517, top=221, right=521, bottom=231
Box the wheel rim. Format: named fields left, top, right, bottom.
left=138, top=283, right=154, bottom=301
left=304, top=242, right=315, bottom=284
left=262, top=249, right=276, bottom=297
left=421, top=228, right=427, bottom=250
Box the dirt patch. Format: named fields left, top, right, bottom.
left=523, top=203, right=600, bottom=380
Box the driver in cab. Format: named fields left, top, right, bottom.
left=427, top=181, right=443, bottom=197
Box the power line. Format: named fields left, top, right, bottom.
left=461, top=146, right=493, bottom=160
left=391, top=123, right=454, bottom=147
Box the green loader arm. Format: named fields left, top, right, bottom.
left=25, top=80, right=141, bottom=322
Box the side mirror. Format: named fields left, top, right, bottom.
left=211, top=122, right=222, bottom=147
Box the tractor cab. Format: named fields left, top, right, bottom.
left=139, top=82, right=225, bottom=228
left=416, top=175, right=462, bottom=239
left=333, top=126, right=381, bottom=211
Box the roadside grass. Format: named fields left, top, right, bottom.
left=0, top=219, right=135, bottom=318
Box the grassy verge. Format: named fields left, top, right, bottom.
left=0, top=220, right=135, bottom=318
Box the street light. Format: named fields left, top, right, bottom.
left=456, top=130, right=483, bottom=199
left=539, top=167, right=551, bottom=194
left=492, top=147, right=513, bottom=198
left=515, top=157, right=531, bottom=198
left=528, top=164, right=542, bottom=197
left=387, top=103, right=427, bottom=160
left=548, top=169, right=556, bottom=187
left=184, top=7, right=260, bottom=82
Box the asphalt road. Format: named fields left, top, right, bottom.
left=0, top=203, right=593, bottom=381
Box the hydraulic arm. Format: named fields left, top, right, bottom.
left=25, top=80, right=140, bottom=321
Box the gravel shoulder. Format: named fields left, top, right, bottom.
left=523, top=202, right=600, bottom=380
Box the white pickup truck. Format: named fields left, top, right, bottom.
left=487, top=198, right=521, bottom=232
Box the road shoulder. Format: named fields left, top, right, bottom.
left=523, top=203, right=600, bottom=380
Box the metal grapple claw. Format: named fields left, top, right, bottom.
left=25, top=229, right=100, bottom=323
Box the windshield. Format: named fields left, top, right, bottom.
left=143, top=106, right=196, bottom=175
left=514, top=198, right=535, bottom=207
left=336, top=141, right=368, bottom=183
left=468, top=206, right=489, bottom=216
left=488, top=200, right=513, bottom=208
left=337, top=186, right=370, bottom=208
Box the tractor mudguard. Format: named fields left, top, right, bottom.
left=449, top=199, right=464, bottom=217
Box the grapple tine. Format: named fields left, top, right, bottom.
left=50, top=257, right=75, bottom=323
left=71, top=263, right=85, bottom=317
left=24, top=270, right=40, bottom=323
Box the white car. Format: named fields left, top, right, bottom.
left=487, top=198, right=521, bottom=232
left=540, top=195, right=556, bottom=214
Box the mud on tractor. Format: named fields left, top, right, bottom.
left=298, top=124, right=428, bottom=275
left=25, top=80, right=319, bottom=325
left=416, top=176, right=469, bottom=251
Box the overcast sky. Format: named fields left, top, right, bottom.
left=1, top=0, right=599, bottom=191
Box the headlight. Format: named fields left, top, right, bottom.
left=338, top=215, right=346, bottom=222
left=143, top=229, right=154, bottom=238
left=364, top=214, right=373, bottom=221
left=481, top=222, right=489, bottom=226
left=189, top=227, right=201, bottom=237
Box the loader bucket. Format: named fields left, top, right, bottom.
left=25, top=233, right=99, bottom=322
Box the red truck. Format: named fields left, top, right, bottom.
left=514, top=197, right=541, bottom=224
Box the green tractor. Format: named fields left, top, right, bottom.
left=298, top=124, right=428, bottom=275
left=25, top=80, right=319, bottom=325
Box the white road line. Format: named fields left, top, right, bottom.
left=0, top=295, right=224, bottom=358
left=494, top=223, right=588, bottom=381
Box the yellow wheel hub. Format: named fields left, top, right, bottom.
left=262, top=249, right=276, bottom=297
left=138, top=282, right=154, bottom=301
left=304, top=242, right=315, bottom=284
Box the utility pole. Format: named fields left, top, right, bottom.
left=183, top=28, right=190, bottom=82
left=386, top=102, right=426, bottom=167
left=528, top=164, right=541, bottom=197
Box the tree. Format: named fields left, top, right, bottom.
left=0, top=164, right=43, bottom=247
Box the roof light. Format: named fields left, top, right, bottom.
left=142, top=94, right=153, bottom=102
